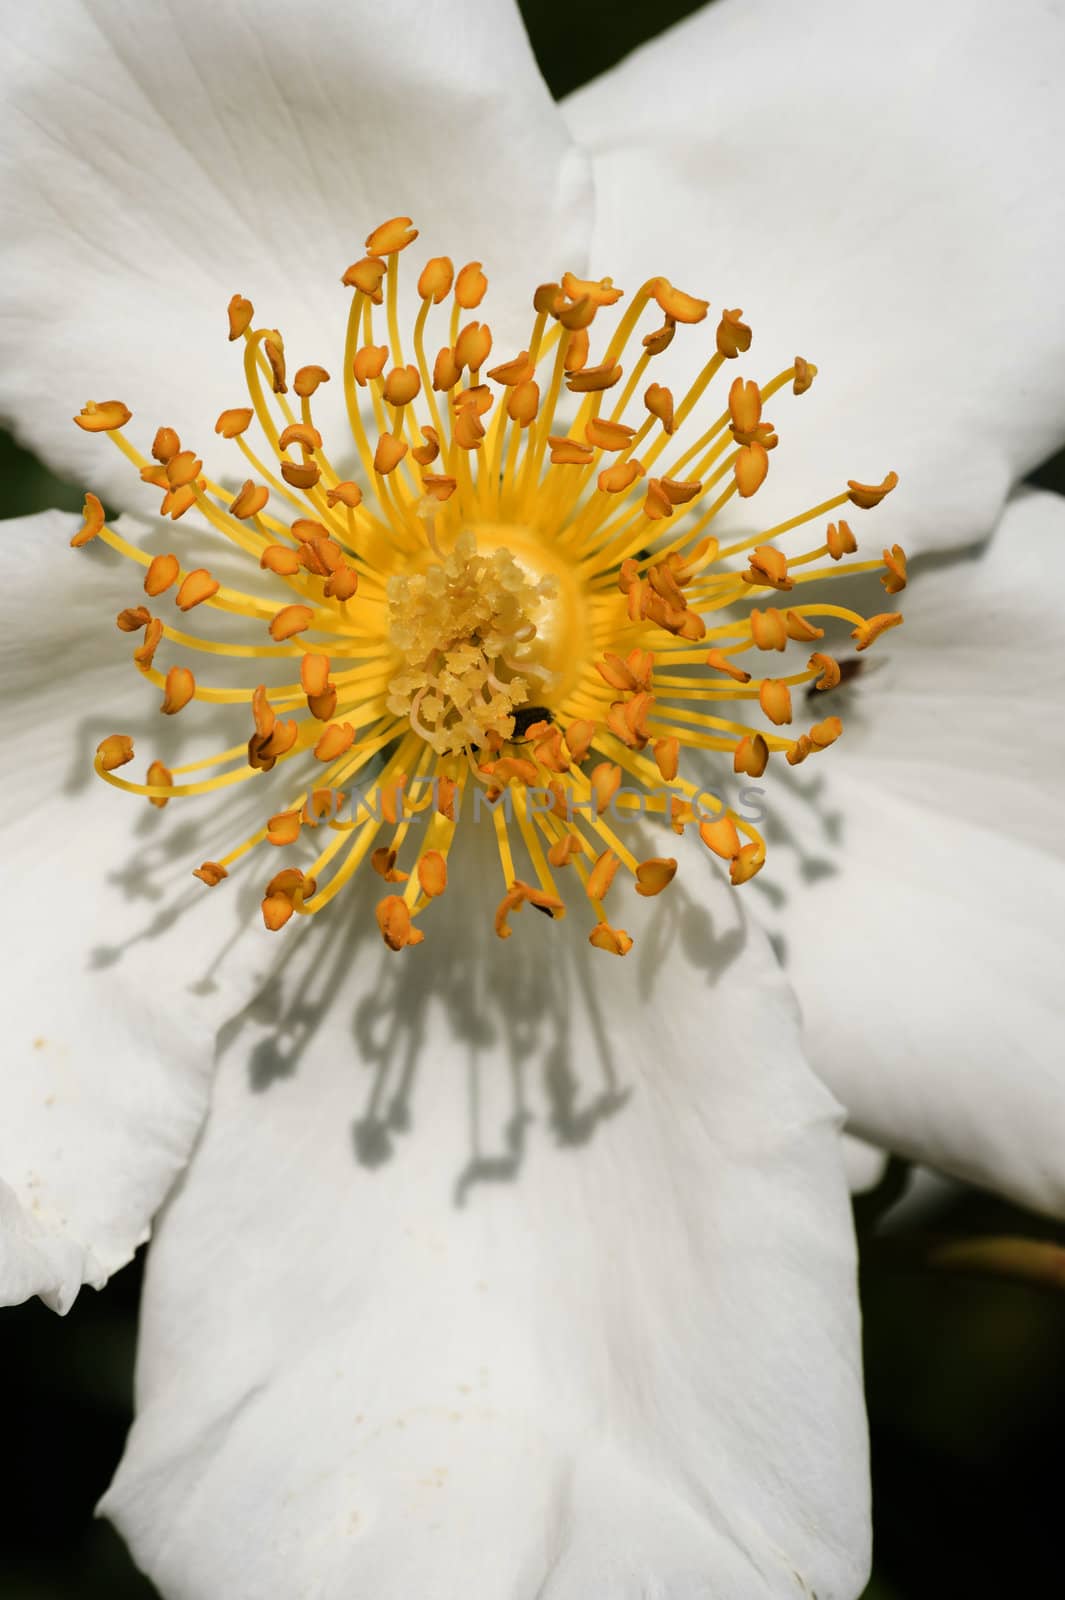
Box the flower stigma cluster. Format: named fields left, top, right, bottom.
left=77, top=215, right=904, bottom=956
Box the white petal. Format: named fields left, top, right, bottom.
left=842, top=1134, right=888, bottom=1196
left=0, top=513, right=260, bottom=1311
left=563, top=0, right=1065, bottom=553
left=102, top=832, right=869, bottom=1599
left=0, top=0, right=591, bottom=506
left=762, top=489, right=1065, bottom=1213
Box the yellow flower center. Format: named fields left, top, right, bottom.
left=74, top=213, right=905, bottom=955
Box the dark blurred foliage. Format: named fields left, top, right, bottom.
left=2, top=1, right=1064, bottom=1595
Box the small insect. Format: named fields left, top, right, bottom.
left=510, top=704, right=554, bottom=738
left=805, top=657, right=866, bottom=701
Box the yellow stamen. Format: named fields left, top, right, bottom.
left=73, top=215, right=905, bottom=954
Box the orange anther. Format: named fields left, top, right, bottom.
left=151, top=426, right=180, bottom=463
left=809, top=652, right=841, bottom=690
left=133, top=617, right=163, bottom=669
left=417, top=256, right=454, bottom=303
left=143, top=758, right=172, bottom=803
left=264, top=333, right=286, bottom=394
left=227, top=294, right=253, bottom=341
left=278, top=421, right=322, bottom=453
left=585, top=416, right=636, bottom=451
left=374, top=433, right=408, bottom=474
left=566, top=720, right=596, bottom=763
left=644, top=382, right=674, bottom=433
left=74, top=400, right=131, bottom=433
left=759, top=678, right=793, bottom=725
left=371, top=846, right=408, bottom=883
left=588, top=922, right=633, bottom=956
left=307, top=686, right=338, bottom=721
left=116, top=606, right=151, bottom=632
left=793, top=357, right=816, bottom=395
left=411, top=426, right=440, bottom=467
left=716, top=308, right=751, bottom=359
left=550, top=436, right=594, bottom=466
left=589, top=762, right=621, bottom=813
left=300, top=653, right=331, bottom=697
left=229, top=480, right=269, bottom=520
left=325, top=480, right=364, bottom=508
left=215, top=406, right=254, bottom=438
left=809, top=716, right=843, bottom=749
left=847, top=471, right=899, bottom=509
left=548, top=833, right=583, bottom=868
left=144, top=552, right=179, bottom=597
left=642, top=320, right=675, bottom=356
left=455, top=261, right=488, bottom=308
left=586, top=849, right=620, bottom=903
left=176, top=568, right=220, bottom=612
left=266, top=810, right=302, bottom=846
left=651, top=278, right=708, bottom=324
left=353, top=344, right=388, bottom=385
left=826, top=519, right=858, bottom=559
left=71, top=491, right=105, bottom=548
left=852, top=612, right=903, bottom=650
left=533, top=282, right=565, bottom=315
left=343, top=258, right=387, bottom=300
left=260, top=544, right=300, bottom=576
left=786, top=735, right=813, bottom=767
left=558, top=295, right=595, bottom=331
left=417, top=850, right=448, bottom=899
left=735, top=442, right=770, bottom=498
left=194, top=861, right=228, bottom=887
left=294, top=365, right=330, bottom=397
left=561, top=271, right=623, bottom=308
left=733, top=733, right=769, bottom=777
left=97, top=734, right=134, bottom=771
left=507, top=379, right=539, bottom=425
left=269, top=604, right=314, bottom=641
left=699, top=816, right=741, bottom=860
left=652, top=736, right=679, bottom=781
left=430, top=345, right=461, bottom=391
left=487, top=350, right=535, bottom=387
left=564, top=328, right=590, bottom=373
left=252, top=684, right=275, bottom=740
left=160, top=665, right=195, bottom=715
left=730, top=841, right=766, bottom=886
left=455, top=321, right=492, bottom=371
left=597, top=458, right=644, bottom=494
left=635, top=857, right=677, bottom=897
left=314, top=721, right=356, bottom=762
left=453, top=409, right=485, bottom=451
left=324, top=564, right=358, bottom=601
left=566, top=361, right=622, bottom=393
left=376, top=895, right=425, bottom=950
left=281, top=459, right=321, bottom=490
left=365, top=217, right=418, bottom=255
left=383, top=365, right=422, bottom=407
left=743, top=545, right=793, bottom=590
left=421, top=473, right=457, bottom=501
left=881, top=544, right=908, bottom=594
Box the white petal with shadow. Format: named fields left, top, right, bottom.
left=102, top=826, right=869, bottom=1599
left=0, top=512, right=271, bottom=1310
left=758, top=489, right=1065, bottom=1212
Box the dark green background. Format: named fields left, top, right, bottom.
left=3, top=3, right=1064, bottom=1595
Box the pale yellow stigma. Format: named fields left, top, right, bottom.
left=75, top=211, right=905, bottom=957
left=385, top=530, right=557, bottom=755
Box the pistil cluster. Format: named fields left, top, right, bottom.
left=76, top=214, right=904, bottom=955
